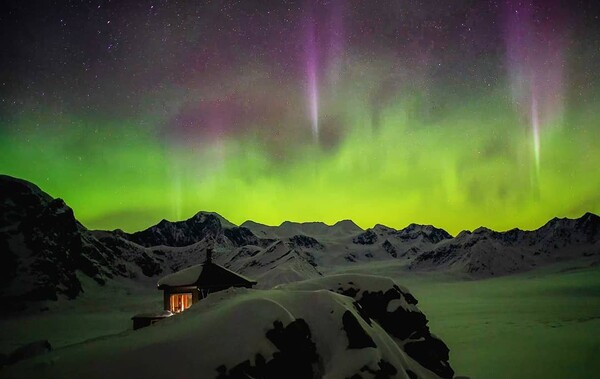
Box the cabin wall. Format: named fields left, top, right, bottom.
left=163, top=289, right=170, bottom=311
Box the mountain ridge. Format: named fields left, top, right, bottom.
left=2, top=174, right=599, bottom=309
left=112, top=211, right=600, bottom=244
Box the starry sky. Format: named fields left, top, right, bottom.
left=1, top=0, right=599, bottom=235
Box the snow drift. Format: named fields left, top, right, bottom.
left=3, top=274, right=454, bottom=379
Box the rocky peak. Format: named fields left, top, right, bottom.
left=534, top=212, right=600, bottom=243
left=398, top=223, right=452, bottom=243
left=126, top=211, right=233, bottom=247
left=223, top=226, right=262, bottom=247
left=455, top=230, right=472, bottom=239
left=1, top=175, right=53, bottom=229
left=353, top=229, right=378, bottom=245
left=576, top=212, right=600, bottom=235
left=0, top=176, right=113, bottom=306
left=288, top=234, right=324, bottom=250
left=372, top=224, right=395, bottom=233
left=472, top=226, right=492, bottom=235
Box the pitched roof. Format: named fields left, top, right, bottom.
left=157, top=262, right=257, bottom=289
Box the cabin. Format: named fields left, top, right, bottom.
left=156, top=249, right=257, bottom=313
left=132, top=250, right=257, bottom=329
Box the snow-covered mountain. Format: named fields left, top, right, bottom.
left=241, top=219, right=363, bottom=239
left=409, top=213, right=600, bottom=277
left=123, top=211, right=263, bottom=248
left=0, top=175, right=322, bottom=308
left=2, top=174, right=599, bottom=308
left=0, top=175, right=122, bottom=306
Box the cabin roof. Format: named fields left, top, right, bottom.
left=157, top=261, right=257, bottom=289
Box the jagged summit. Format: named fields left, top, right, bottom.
left=582, top=211, right=600, bottom=221
left=190, top=211, right=237, bottom=228
left=154, top=211, right=235, bottom=229
left=399, top=223, right=453, bottom=242
left=542, top=212, right=600, bottom=228
left=242, top=218, right=361, bottom=230
left=241, top=218, right=363, bottom=238
left=472, top=226, right=493, bottom=234
left=0, top=174, right=52, bottom=200
left=125, top=211, right=238, bottom=248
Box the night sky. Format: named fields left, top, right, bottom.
left=1, top=0, right=599, bottom=234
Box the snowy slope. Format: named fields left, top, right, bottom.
left=3, top=274, right=454, bottom=379
left=223, top=240, right=322, bottom=289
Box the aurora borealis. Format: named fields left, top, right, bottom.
left=1, top=0, right=599, bottom=235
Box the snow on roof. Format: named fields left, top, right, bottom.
left=157, top=262, right=257, bottom=289
left=157, top=263, right=204, bottom=288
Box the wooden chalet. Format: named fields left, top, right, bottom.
left=156, top=249, right=257, bottom=313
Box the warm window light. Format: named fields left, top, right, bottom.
left=169, top=293, right=192, bottom=313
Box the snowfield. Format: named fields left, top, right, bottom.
left=2, top=274, right=453, bottom=379
left=330, top=260, right=600, bottom=379
left=2, top=261, right=600, bottom=378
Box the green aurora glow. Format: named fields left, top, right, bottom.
left=1, top=1, right=599, bottom=235
left=2, top=84, right=599, bottom=235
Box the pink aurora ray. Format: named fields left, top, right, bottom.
left=503, top=0, right=567, bottom=178
left=306, top=13, right=320, bottom=144
left=304, top=0, right=345, bottom=145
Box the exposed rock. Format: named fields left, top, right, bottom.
left=289, top=234, right=324, bottom=250
left=286, top=275, right=455, bottom=379
left=1, top=176, right=92, bottom=303
left=396, top=224, right=452, bottom=244
left=353, top=230, right=378, bottom=245
left=342, top=311, right=376, bottom=349
left=216, top=319, right=319, bottom=379
left=404, top=338, right=452, bottom=379
left=224, top=227, right=262, bottom=247
left=0, top=175, right=165, bottom=308
left=382, top=240, right=397, bottom=258
left=126, top=212, right=226, bottom=247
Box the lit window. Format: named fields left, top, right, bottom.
left=170, top=293, right=192, bottom=313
